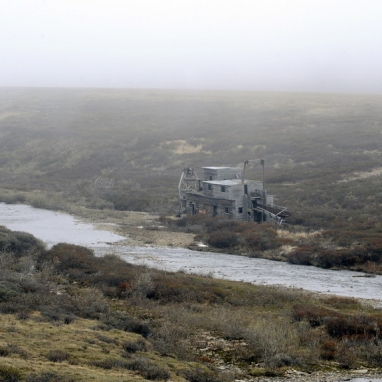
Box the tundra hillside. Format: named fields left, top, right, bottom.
left=0, top=227, right=382, bottom=381
left=1, top=88, right=382, bottom=272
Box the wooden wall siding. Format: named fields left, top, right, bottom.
left=232, top=185, right=244, bottom=199
left=186, top=192, right=234, bottom=207
left=202, top=183, right=234, bottom=200
left=246, top=181, right=264, bottom=193
left=182, top=167, right=280, bottom=221
left=185, top=192, right=235, bottom=218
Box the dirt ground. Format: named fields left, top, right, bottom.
left=85, top=210, right=195, bottom=248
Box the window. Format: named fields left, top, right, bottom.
left=221, top=186, right=226, bottom=192
left=208, top=184, right=212, bottom=191
left=225, top=207, right=229, bottom=214
left=238, top=207, right=243, bottom=213
left=209, top=176, right=213, bottom=180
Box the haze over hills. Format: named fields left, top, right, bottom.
left=1, top=87, right=382, bottom=224
left=1, top=88, right=382, bottom=380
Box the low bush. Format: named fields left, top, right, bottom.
left=6, top=343, right=28, bottom=359
left=122, top=338, right=149, bottom=353
left=0, top=346, right=10, bottom=356
left=0, top=226, right=44, bottom=258
left=326, top=315, right=380, bottom=339
left=182, top=368, right=222, bottom=382
left=0, top=281, right=23, bottom=303
left=291, top=304, right=338, bottom=327
left=89, top=357, right=129, bottom=370
left=26, top=372, right=75, bottom=382
left=207, top=230, right=238, bottom=248
left=321, top=340, right=336, bottom=360
left=100, top=314, right=151, bottom=338
left=124, top=357, right=171, bottom=380
left=163, top=215, right=282, bottom=252
left=38, top=243, right=97, bottom=278
left=45, top=349, right=70, bottom=362
left=0, top=365, right=23, bottom=382
left=286, top=247, right=314, bottom=265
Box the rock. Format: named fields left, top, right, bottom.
left=352, top=369, right=368, bottom=374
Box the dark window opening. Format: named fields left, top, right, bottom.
left=238, top=207, right=243, bottom=213
left=225, top=207, right=229, bottom=214
left=221, top=186, right=226, bottom=192
left=208, top=184, right=212, bottom=191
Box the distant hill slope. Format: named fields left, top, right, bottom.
left=1, top=87, right=382, bottom=233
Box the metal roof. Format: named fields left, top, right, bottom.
left=202, top=179, right=262, bottom=186
left=202, top=166, right=240, bottom=170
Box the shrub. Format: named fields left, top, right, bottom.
left=96, top=334, right=118, bottom=344
left=122, top=338, right=148, bottom=353
left=335, top=339, right=357, bottom=369
left=74, top=288, right=110, bottom=318
left=267, top=353, right=296, bottom=368
left=367, top=239, right=382, bottom=262
left=0, top=281, right=23, bottom=303
left=0, top=226, right=44, bottom=258
left=0, top=346, right=10, bottom=357
left=6, top=343, right=28, bottom=359
left=38, top=243, right=96, bottom=277
left=321, top=340, right=336, bottom=360
left=241, top=226, right=280, bottom=251
left=100, top=314, right=151, bottom=337
left=326, top=315, right=378, bottom=338
left=207, top=231, right=238, bottom=248
left=125, top=357, right=170, bottom=380
left=0, top=365, right=23, bottom=382
left=321, top=296, right=361, bottom=310
left=45, top=349, right=70, bottom=362
left=292, top=304, right=338, bottom=327
left=26, top=372, right=75, bottom=382
left=286, top=247, right=314, bottom=265
left=133, top=272, right=154, bottom=298
left=183, top=368, right=221, bottom=382
left=89, top=358, right=128, bottom=370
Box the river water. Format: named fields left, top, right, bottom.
left=0, top=203, right=381, bottom=305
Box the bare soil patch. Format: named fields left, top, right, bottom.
left=82, top=210, right=195, bottom=248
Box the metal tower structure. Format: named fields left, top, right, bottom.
left=178, top=167, right=200, bottom=215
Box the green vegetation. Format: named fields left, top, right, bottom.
left=0, top=231, right=382, bottom=380
left=1, top=87, right=382, bottom=272
left=161, top=214, right=382, bottom=273
left=2, top=87, right=382, bottom=380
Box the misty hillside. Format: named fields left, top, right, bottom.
left=1, top=87, right=382, bottom=233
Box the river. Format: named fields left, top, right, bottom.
left=0, top=203, right=381, bottom=305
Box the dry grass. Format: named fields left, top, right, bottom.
left=0, top=313, right=182, bottom=381
left=277, top=228, right=323, bottom=242
left=162, top=140, right=208, bottom=154
left=338, top=166, right=382, bottom=183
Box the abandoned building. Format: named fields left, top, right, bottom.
left=178, top=162, right=289, bottom=224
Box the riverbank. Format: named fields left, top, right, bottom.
left=251, top=372, right=382, bottom=382
left=1, top=203, right=382, bottom=302
left=1, top=203, right=382, bottom=381
left=75, top=208, right=196, bottom=248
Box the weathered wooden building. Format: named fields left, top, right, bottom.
left=179, top=165, right=289, bottom=224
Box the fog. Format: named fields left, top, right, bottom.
left=2, top=0, right=382, bottom=93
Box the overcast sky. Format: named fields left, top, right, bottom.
left=1, top=0, right=382, bottom=93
